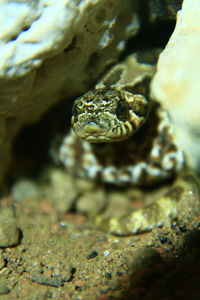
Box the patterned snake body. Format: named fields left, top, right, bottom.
left=59, top=54, right=184, bottom=186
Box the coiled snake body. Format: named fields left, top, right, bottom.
left=58, top=53, right=187, bottom=235
left=59, top=54, right=184, bottom=186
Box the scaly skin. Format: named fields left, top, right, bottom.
left=59, top=53, right=186, bottom=234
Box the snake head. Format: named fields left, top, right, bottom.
left=71, top=88, right=149, bottom=143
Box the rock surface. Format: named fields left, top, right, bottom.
left=151, top=0, right=200, bottom=172
left=0, top=0, right=139, bottom=186
left=0, top=169, right=198, bottom=299
left=0, top=208, right=21, bottom=248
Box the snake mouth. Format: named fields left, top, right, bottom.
left=73, top=121, right=112, bottom=142
left=83, top=134, right=111, bottom=142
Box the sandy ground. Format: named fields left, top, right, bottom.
left=0, top=168, right=199, bottom=300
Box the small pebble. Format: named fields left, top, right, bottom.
left=103, top=250, right=110, bottom=257
left=179, top=226, right=187, bottom=233
left=0, top=281, right=10, bottom=295
left=0, top=208, right=21, bottom=248
left=116, top=271, right=125, bottom=276
left=100, top=289, right=107, bottom=295
left=29, top=274, right=63, bottom=287
left=105, top=272, right=112, bottom=279
left=159, top=236, right=172, bottom=245
left=11, top=179, right=40, bottom=202
left=75, top=285, right=83, bottom=291
left=87, top=250, right=98, bottom=259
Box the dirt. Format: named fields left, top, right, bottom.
left=0, top=168, right=199, bottom=300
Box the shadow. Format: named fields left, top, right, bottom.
left=113, top=230, right=200, bottom=300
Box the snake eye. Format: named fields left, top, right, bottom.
left=116, top=102, right=127, bottom=121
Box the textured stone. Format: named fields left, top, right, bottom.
left=151, top=0, right=200, bottom=171
left=0, top=208, right=21, bottom=248
left=0, top=0, right=139, bottom=186
left=0, top=250, right=5, bottom=270
left=146, top=0, right=182, bottom=22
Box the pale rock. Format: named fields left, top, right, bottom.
left=151, top=0, right=200, bottom=171
left=0, top=0, right=139, bottom=186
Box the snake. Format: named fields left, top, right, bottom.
left=57, top=52, right=188, bottom=235
left=59, top=53, right=185, bottom=187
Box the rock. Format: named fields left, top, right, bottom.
left=0, top=0, right=139, bottom=185
left=42, top=168, right=80, bottom=213
left=76, top=187, right=107, bottom=215
left=144, top=0, right=182, bottom=22
left=0, top=208, right=21, bottom=248
left=151, top=0, right=200, bottom=171
left=41, top=167, right=107, bottom=214
left=0, top=281, right=10, bottom=295
left=0, top=250, right=5, bottom=270
left=11, top=179, right=40, bottom=202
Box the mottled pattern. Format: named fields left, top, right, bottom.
left=59, top=54, right=184, bottom=186
left=71, top=83, right=150, bottom=143
left=60, top=106, right=184, bottom=186
left=58, top=53, right=187, bottom=235
left=71, top=55, right=153, bottom=144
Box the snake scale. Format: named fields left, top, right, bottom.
left=58, top=52, right=186, bottom=235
